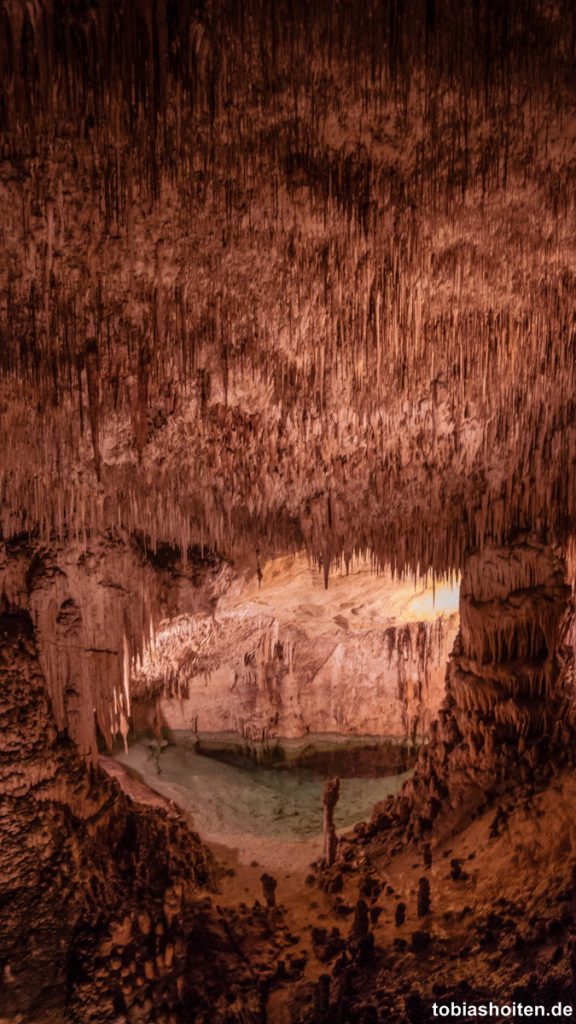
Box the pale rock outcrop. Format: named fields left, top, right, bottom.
left=131, top=556, right=459, bottom=744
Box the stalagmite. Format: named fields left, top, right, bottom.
left=417, top=878, right=431, bottom=918
left=260, top=873, right=277, bottom=909
left=322, top=776, right=340, bottom=869
left=395, top=903, right=407, bottom=927
left=351, top=900, right=370, bottom=941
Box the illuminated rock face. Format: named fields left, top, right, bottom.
left=133, top=556, right=459, bottom=744
left=1, top=540, right=456, bottom=757
left=144, top=616, right=454, bottom=743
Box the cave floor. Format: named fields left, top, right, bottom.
left=199, top=774, right=576, bottom=1020
left=102, top=750, right=576, bottom=1020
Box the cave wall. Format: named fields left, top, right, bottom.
left=377, top=539, right=576, bottom=843
left=2, top=2, right=576, bottom=1020
left=126, top=554, right=459, bottom=744
left=0, top=610, right=220, bottom=1022
left=0, top=535, right=232, bottom=760
left=0, top=536, right=456, bottom=761
left=133, top=613, right=456, bottom=745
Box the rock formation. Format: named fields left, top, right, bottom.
left=368, top=540, right=576, bottom=843
left=1, top=1, right=576, bottom=580
left=0, top=534, right=231, bottom=761
left=322, top=776, right=340, bottom=869
left=2, top=0, right=576, bottom=1021
left=131, top=554, right=458, bottom=748
left=417, top=878, right=431, bottom=918
left=0, top=610, right=216, bottom=1021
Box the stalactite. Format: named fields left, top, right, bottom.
left=84, top=340, right=102, bottom=482
left=1, top=0, right=576, bottom=580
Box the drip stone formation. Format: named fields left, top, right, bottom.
left=2, top=2, right=576, bottom=1022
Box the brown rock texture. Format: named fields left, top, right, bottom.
left=0, top=535, right=231, bottom=760
left=371, top=540, right=576, bottom=843
left=0, top=2, right=575, bottom=577
left=2, top=2, right=576, bottom=1021
left=0, top=611, right=218, bottom=1022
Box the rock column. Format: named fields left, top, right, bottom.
left=397, top=540, right=575, bottom=839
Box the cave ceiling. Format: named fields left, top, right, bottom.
left=1, top=0, right=576, bottom=578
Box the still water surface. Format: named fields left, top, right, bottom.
left=116, top=738, right=410, bottom=845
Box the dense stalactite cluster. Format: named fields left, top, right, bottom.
left=367, top=541, right=576, bottom=844
left=1, top=1, right=576, bottom=576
